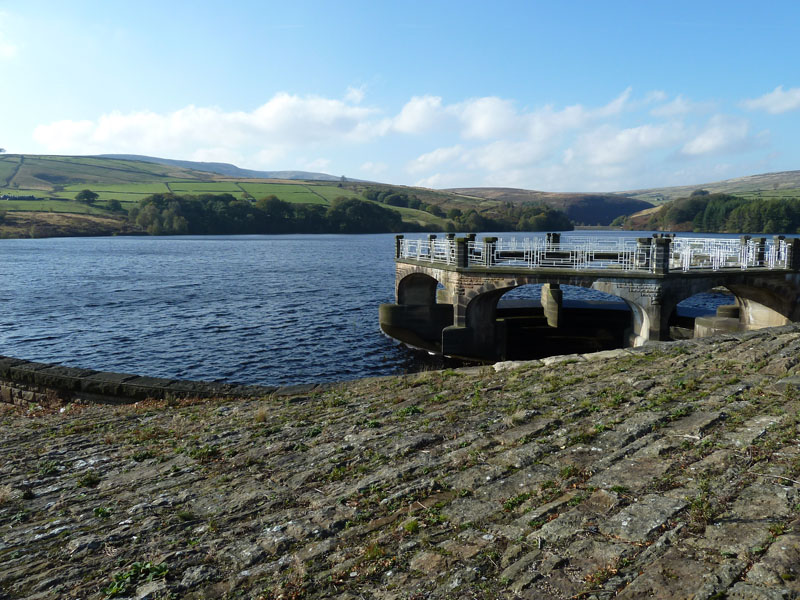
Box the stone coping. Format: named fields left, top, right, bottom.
left=0, top=355, right=328, bottom=404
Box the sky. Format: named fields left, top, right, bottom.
left=1, top=0, right=800, bottom=192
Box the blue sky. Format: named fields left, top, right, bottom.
left=2, top=0, right=799, bottom=192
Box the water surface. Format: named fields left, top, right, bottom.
left=0, top=231, right=739, bottom=385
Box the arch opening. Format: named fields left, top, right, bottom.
left=398, top=272, right=441, bottom=306
left=488, top=283, right=634, bottom=360
left=668, top=288, right=737, bottom=339
left=666, top=285, right=790, bottom=340
left=380, top=271, right=453, bottom=354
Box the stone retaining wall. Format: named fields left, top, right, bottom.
left=0, top=355, right=324, bottom=409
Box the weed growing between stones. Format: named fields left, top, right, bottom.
left=103, top=561, right=168, bottom=598
left=76, top=470, right=100, bottom=488
left=0, top=484, right=13, bottom=505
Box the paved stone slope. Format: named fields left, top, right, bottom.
left=2, top=327, right=800, bottom=599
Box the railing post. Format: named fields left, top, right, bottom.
left=653, top=237, right=671, bottom=274
left=395, top=234, right=404, bottom=259
left=483, top=237, right=498, bottom=267
left=455, top=237, right=468, bottom=268
left=740, top=235, right=751, bottom=268
left=772, top=235, right=785, bottom=268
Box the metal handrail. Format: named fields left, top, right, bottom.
left=398, top=236, right=790, bottom=272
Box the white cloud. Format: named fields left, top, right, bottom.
left=345, top=85, right=366, bottom=104
left=651, top=95, right=713, bottom=117
left=28, top=86, right=776, bottom=192
left=592, top=87, right=633, bottom=117
left=305, top=158, right=331, bottom=171
left=574, top=123, right=686, bottom=166
left=33, top=93, right=381, bottom=157
left=743, top=85, right=800, bottom=114
left=414, top=172, right=468, bottom=188
left=470, top=140, right=550, bottom=171
left=682, top=115, right=750, bottom=156
left=360, top=161, right=388, bottom=175
left=407, top=145, right=464, bottom=173
left=392, top=95, right=446, bottom=134
left=644, top=90, right=668, bottom=104
left=451, top=97, right=519, bottom=140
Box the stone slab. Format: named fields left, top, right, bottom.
left=599, top=495, right=687, bottom=542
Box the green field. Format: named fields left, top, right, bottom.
left=0, top=158, right=20, bottom=186
left=732, top=188, right=800, bottom=201
left=0, top=198, right=112, bottom=214
left=62, top=182, right=172, bottom=194
left=167, top=182, right=244, bottom=193
left=391, top=205, right=449, bottom=228
left=238, top=183, right=329, bottom=204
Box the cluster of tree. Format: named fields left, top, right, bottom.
left=447, top=203, right=573, bottom=233
left=127, top=193, right=408, bottom=235
left=75, top=189, right=99, bottom=204
left=362, top=188, right=446, bottom=217
left=647, top=191, right=800, bottom=234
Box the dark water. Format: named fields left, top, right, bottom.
left=0, top=232, right=732, bottom=386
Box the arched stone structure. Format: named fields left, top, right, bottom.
left=380, top=252, right=800, bottom=360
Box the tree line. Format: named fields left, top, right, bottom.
left=126, top=192, right=574, bottom=236
left=128, top=193, right=411, bottom=235
left=645, top=191, right=800, bottom=234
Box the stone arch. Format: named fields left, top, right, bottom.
left=723, top=283, right=793, bottom=329
left=397, top=272, right=441, bottom=306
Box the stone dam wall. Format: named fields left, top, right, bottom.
left=3, top=325, right=800, bottom=598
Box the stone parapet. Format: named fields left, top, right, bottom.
left=0, top=355, right=319, bottom=408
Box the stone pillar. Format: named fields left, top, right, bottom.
left=594, top=279, right=670, bottom=346
left=454, top=237, right=468, bottom=268
left=395, top=235, right=404, bottom=259
left=788, top=239, right=800, bottom=270
left=482, top=237, right=498, bottom=267
left=754, top=237, right=766, bottom=266
left=546, top=232, right=561, bottom=247
left=428, top=234, right=437, bottom=260
left=541, top=283, right=563, bottom=327
left=652, top=237, right=671, bottom=274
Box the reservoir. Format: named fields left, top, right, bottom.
left=0, top=232, right=735, bottom=386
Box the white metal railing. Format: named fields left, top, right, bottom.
left=669, top=237, right=789, bottom=271
left=398, top=236, right=792, bottom=273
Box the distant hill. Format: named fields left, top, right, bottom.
left=98, top=154, right=350, bottom=182
left=618, top=170, right=800, bottom=204
left=447, top=187, right=652, bottom=226
left=9, top=153, right=799, bottom=236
